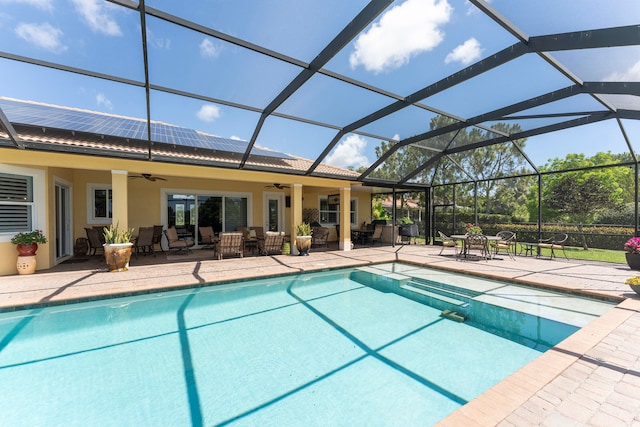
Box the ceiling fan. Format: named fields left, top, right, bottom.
left=129, top=173, right=167, bottom=182
left=265, top=183, right=289, bottom=190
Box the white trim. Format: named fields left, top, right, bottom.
left=263, top=192, right=285, bottom=232
left=0, top=164, right=46, bottom=243
left=54, top=176, right=73, bottom=263
left=318, top=195, right=357, bottom=227
left=86, top=182, right=112, bottom=225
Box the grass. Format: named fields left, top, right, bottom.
left=517, top=243, right=626, bottom=264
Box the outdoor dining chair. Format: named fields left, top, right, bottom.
left=537, top=233, right=568, bottom=259
left=437, top=231, right=458, bottom=256
left=133, top=226, right=155, bottom=258
left=164, top=226, right=195, bottom=254
left=465, top=234, right=490, bottom=261
left=214, top=232, right=244, bottom=260
left=492, top=231, right=516, bottom=260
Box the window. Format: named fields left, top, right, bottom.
left=0, top=172, right=33, bottom=233
left=87, top=184, right=112, bottom=224
left=319, top=197, right=357, bottom=225
left=0, top=165, right=45, bottom=243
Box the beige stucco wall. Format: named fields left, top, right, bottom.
left=1, top=148, right=368, bottom=276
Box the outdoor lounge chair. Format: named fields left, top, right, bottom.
left=537, top=233, right=568, bottom=259
left=152, top=225, right=164, bottom=253
left=198, top=226, right=216, bottom=248
left=437, top=231, right=458, bottom=256
left=311, top=227, right=329, bottom=248
left=85, top=227, right=104, bottom=256
left=259, top=231, right=284, bottom=255
left=215, top=232, right=244, bottom=260
left=134, top=226, right=155, bottom=258
left=164, top=226, right=195, bottom=253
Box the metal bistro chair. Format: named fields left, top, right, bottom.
left=465, top=234, right=490, bottom=261
left=437, top=231, right=458, bottom=257
left=492, top=231, right=516, bottom=260
left=537, top=233, right=569, bottom=259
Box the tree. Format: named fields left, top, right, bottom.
left=546, top=173, right=624, bottom=249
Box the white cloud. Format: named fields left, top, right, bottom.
left=146, top=28, right=171, bottom=50
left=230, top=135, right=243, bottom=140
left=325, top=135, right=369, bottom=168
left=96, top=93, right=113, bottom=110
left=70, top=0, right=121, bottom=36
left=605, top=59, right=640, bottom=81
left=197, top=104, right=221, bottom=122
left=15, top=22, right=67, bottom=53
left=349, top=0, right=452, bottom=73
left=0, top=0, right=53, bottom=11
left=199, top=38, right=219, bottom=59
left=445, top=37, right=482, bottom=65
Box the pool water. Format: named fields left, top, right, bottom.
left=0, top=263, right=614, bottom=426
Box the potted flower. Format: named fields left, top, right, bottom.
left=623, top=236, right=640, bottom=270
left=295, top=222, right=312, bottom=256
left=103, top=223, right=134, bottom=272
left=624, top=277, right=640, bottom=296
left=11, top=229, right=47, bottom=275
left=464, top=223, right=483, bottom=235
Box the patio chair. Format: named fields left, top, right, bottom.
left=492, top=231, right=516, bottom=260
left=259, top=231, right=284, bottom=255
left=465, top=234, right=490, bottom=261
left=85, top=227, right=104, bottom=256
left=437, top=231, right=458, bottom=256
left=311, top=226, right=329, bottom=248
left=215, top=232, right=244, bottom=260
left=134, top=226, right=155, bottom=258
left=152, top=225, right=164, bottom=253
left=164, top=226, right=195, bottom=254
left=537, top=233, right=568, bottom=259
left=199, top=226, right=216, bottom=248
left=250, top=226, right=264, bottom=240
left=370, top=225, right=383, bottom=246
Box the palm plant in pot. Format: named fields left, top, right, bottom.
left=103, top=223, right=134, bottom=272
left=295, top=222, right=312, bottom=256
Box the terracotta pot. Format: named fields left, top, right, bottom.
left=104, top=243, right=133, bottom=272
left=16, top=243, right=38, bottom=256
left=626, top=253, right=640, bottom=270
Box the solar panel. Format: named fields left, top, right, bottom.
left=0, top=98, right=291, bottom=159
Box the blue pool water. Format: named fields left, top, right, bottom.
left=0, top=263, right=614, bottom=426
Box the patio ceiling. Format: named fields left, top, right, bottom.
left=0, top=0, right=639, bottom=189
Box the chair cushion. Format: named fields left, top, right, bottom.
left=442, top=241, right=456, bottom=247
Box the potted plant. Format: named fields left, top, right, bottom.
left=624, top=237, right=640, bottom=270
left=624, top=277, right=640, bottom=296
left=464, top=223, right=483, bottom=235
left=11, top=229, right=47, bottom=275
left=103, top=223, right=134, bottom=272
left=295, top=222, right=312, bottom=256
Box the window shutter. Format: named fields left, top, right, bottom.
left=0, top=173, right=34, bottom=232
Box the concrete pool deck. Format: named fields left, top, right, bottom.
left=1, top=244, right=639, bottom=425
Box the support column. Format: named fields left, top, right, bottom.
left=111, top=169, right=129, bottom=231
left=339, top=187, right=351, bottom=251
left=290, top=183, right=303, bottom=255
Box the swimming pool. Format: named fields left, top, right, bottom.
left=0, top=262, right=615, bottom=426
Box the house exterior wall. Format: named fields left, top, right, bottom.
left=1, top=148, right=366, bottom=276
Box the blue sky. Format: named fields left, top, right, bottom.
left=1, top=0, right=639, bottom=173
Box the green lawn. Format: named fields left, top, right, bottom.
left=516, top=243, right=626, bottom=264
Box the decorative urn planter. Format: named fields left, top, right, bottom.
left=104, top=243, right=133, bottom=272
left=16, top=243, right=38, bottom=275
left=625, top=253, right=640, bottom=270
left=295, top=236, right=312, bottom=256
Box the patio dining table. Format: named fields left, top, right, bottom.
left=451, top=234, right=502, bottom=259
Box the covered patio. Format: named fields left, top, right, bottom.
left=1, top=244, right=639, bottom=425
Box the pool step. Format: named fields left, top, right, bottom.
left=400, top=282, right=469, bottom=307
left=410, top=278, right=482, bottom=298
